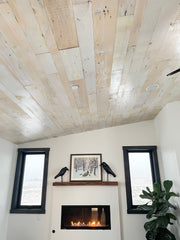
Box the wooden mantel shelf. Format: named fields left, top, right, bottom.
left=53, top=181, right=118, bottom=186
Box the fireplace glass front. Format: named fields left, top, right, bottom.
left=61, top=205, right=111, bottom=230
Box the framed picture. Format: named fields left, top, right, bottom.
left=70, top=154, right=102, bottom=182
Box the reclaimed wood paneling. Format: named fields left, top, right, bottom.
left=0, top=0, right=179, bottom=143
left=44, top=0, right=78, bottom=50
left=8, top=0, right=49, bottom=54
left=60, top=47, right=84, bottom=81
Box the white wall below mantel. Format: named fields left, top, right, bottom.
left=51, top=186, right=121, bottom=240
left=7, top=120, right=157, bottom=240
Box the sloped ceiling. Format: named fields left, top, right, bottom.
left=0, top=0, right=180, bottom=143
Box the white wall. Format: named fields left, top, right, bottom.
left=155, top=101, right=180, bottom=239
left=7, top=120, right=157, bottom=240
left=0, top=138, right=17, bottom=240
left=51, top=186, right=121, bottom=240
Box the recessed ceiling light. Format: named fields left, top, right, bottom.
left=71, top=85, right=79, bottom=90
left=146, top=84, right=159, bottom=92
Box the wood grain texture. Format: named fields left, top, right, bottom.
left=92, top=0, right=119, bottom=126
left=73, top=1, right=96, bottom=94
left=0, top=0, right=179, bottom=143
left=53, top=181, right=118, bottom=186
left=60, top=47, right=84, bottom=81
left=8, top=0, right=49, bottom=54
left=44, top=0, right=78, bottom=50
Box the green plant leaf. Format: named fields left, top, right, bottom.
left=146, top=209, right=155, bottom=219
left=159, top=190, right=166, bottom=198
left=155, top=203, right=169, bottom=216
left=153, top=183, right=161, bottom=195
left=156, top=216, right=169, bottom=228
left=137, top=204, right=153, bottom=211
left=137, top=180, right=179, bottom=240
left=140, top=194, right=151, bottom=199
left=146, top=231, right=156, bottom=240
left=142, top=190, right=153, bottom=199
left=163, top=180, right=173, bottom=193
left=146, top=187, right=151, bottom=192
left=144, top=220, right=156, bottom=231
left=146, top=187, right=153, bottom=196
left=168, top=202, right=176, bottom=209
left=166, top=192, right=179, bottom=200
left=156, top=228, right=176, bottom=240
left=166, top=213, right=177, bottom=221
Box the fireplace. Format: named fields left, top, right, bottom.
left=61, top=205, right=111, bottom=230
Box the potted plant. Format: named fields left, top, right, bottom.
left=137, top=180, right=179, bottom=240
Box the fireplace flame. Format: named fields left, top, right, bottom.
left=71, top=221, right=101, bottom=227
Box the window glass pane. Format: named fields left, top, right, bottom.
left=129, top=152, right=153, bottom=205
left=21, top=154, right=45, bottom=206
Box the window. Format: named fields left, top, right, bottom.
left=122, top=146, right=160, bottom=214
left=10, top=148, right=50, bottom=214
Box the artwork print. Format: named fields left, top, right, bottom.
left=70, top=154, right=102, bottom=182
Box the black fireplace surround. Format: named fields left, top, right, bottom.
left=61, top=205, right=111, bottom=230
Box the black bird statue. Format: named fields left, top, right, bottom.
left=54, top=167, right=69, bottom=182
left=100, top=162, right=116, bottom=181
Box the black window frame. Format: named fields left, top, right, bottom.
left=10, top=148, right=50, bottom=214
left=122, top=146, right=161, bottom=214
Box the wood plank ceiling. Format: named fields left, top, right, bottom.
left=0, top=0, right=180, bottom=143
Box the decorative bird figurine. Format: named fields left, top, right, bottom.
left=54, top=167, right=69, bottom=182
left=100, top=162, right=116, bottom=181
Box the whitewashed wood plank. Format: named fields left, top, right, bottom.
left=44, top=0, right=78, bottom=50
left=128, top=0, right=147, bottom=47
left=0, top=64, right=55, bottom=131
left=73, top=1, right=96, bottom=94
left=123, top=0, right=179, bottom=120
left=45, top=74, right=82, bottom=132
left=0, top=3, right=79, bottom=131
left=144, top=0, right=180, bottom=65
left=28, top=0, right=86, bottom=133
left=92, top=0, right=118, bottom=124
left=130, top=0, right=166, bottom=76
left=8, top=0, right=49, bottom=54
left=0, top=4, right=45, bottom=85
left=88, top=94, right=98, bottom=114
left=110, top=16, right=133, bottom=95
left=73, top=1, right=97, bottom=119
left=114, top=0, right=147, bottom=108
left=118, top=0, right=136, bottom=17
left=36, top=53, right=58, bottom=75
left=112, top=16, right=133, bottom=72
left=93, top=0, right=119, bottom=87
left=0, top=16, right=65, bottom=133
left=70, top=79, right=89, bottom=108
left=60, top=47, right=84, bottom=81
left=28, top=0, right=81, bottom=111
left=29, top=0, right=58, bottom=53
left=0, top=110, right=29, bottom=143
left=0, top=32, right=33, bottom=86
left=72, top=0, right=88, bottom=4
left=46, top=73, right=71, bottom=108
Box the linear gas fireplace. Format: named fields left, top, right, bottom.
left=61, top=205, right=111, bottom=230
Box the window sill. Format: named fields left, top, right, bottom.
left=10, top=207, right=45, bottom=214
left=127, top=208, right=148, bottom=214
